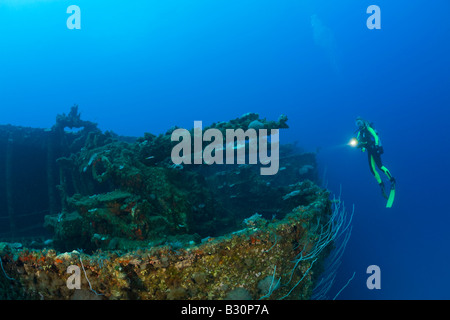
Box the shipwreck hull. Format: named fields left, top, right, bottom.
left=0, top=108, right=350, bottom=300
left=0, top=193, right=333, bottom=300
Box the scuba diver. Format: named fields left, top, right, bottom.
left=351, top=117, right=396, bottom=208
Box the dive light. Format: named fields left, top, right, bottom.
left=349, top=138, right=358, bottom=147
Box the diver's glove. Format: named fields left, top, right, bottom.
left=357, top=141, right=367, bottom=152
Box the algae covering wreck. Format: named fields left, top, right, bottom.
left=0, top=106, right=352, bottom=300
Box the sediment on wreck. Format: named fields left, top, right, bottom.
left=0, top=108, right=350, bottom=300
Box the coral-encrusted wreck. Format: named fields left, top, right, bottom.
left=0, top=106, right=351, bottom=300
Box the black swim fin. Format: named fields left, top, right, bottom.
left=379, top=182, right=388, bottom=200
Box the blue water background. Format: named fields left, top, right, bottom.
left=1, top=0, right=449, bottom=299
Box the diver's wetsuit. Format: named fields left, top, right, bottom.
left=356, top=124, right=395, bottom=198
